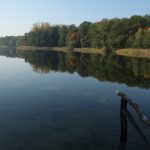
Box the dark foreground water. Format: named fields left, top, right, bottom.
left=0, top=48, right=150, bottom=150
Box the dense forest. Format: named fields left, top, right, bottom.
left=0, top=15, right=150, bottom=49
left=0, top=47, right=150, bottom=88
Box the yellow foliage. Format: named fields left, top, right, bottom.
left=32, top=22, right=51, bottom=32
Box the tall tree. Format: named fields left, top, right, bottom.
left=58, top=25, right=68, bottom=47
left=78, top=21, right=92, bottom=47
left=134, top=28, right=145, bottom=48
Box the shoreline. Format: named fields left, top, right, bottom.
left=17, top=46, right=104, bottom=54
left=115, top=48, right=150, bottom=58
left=1, top=46, right=150, bottom=58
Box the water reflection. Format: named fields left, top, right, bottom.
left=0, top=47, right=150, bottom=89
left=0, top=47, right=150, bottom=150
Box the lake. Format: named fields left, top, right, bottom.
left=0, top=48, right=150, bottom=150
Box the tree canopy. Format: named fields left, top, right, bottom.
left=0, top=15, right=150, bottom=49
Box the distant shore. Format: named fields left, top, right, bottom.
left=1, top=46, right=150, bottom=58
left=17, top=46, right=104, bottom=54
left=0, top=46, right=9, bottom=48
left=115, top=48, right=150, bottom=58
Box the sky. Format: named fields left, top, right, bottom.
left=0, top=0, right=149, bottom=36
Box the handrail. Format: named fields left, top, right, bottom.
left=123, top=109, right=150, bottom=146
left=116, top=91, right=150, bottom=128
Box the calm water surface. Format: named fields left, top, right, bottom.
left=0, top=48, right=150, bottom=150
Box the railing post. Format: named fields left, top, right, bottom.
left=121, top=98, right=127, bottom=110
left=119, top=98, right=127, bottom=150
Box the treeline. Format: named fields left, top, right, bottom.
left=0, top=36, right=16, bottom=47
left=0, top=15, right=150, bottom=49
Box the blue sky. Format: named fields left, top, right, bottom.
left=0, top=0, right=149, bottom=36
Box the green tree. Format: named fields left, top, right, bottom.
left=58, top=25, right=68, bottom=47
left=78, top=21, right=92, bottom=47
left=143, top=29, right=150, bottom=48
left=134, top=28, right=145, bottom=48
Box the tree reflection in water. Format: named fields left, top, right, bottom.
left=0, top=47, right=150, bottom=149
left=0, top=47, right=150, bottom=89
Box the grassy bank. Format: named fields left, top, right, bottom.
left=0, top=46, right=9, bottom=48
left=17, top=46, right=103, bottom=54
left=73, top=48, right=103, bottom=54
left=115, top=48, right=150, bottom=58
left=17, top=46, right=69, bottom=52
